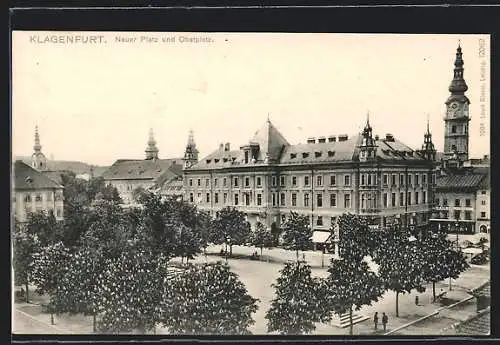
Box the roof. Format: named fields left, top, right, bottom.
left=249, top=119, right=290, bottom=162
left=101, top=158, right=183, bottom=182
left=189, top=121, right=430, bottom=171
left=436, top=168, right=489, bottom=190
left=13, top=160, right=64, bottom=191
left=454, top=307, right=490, bottom=335
left=160, top=177, right=184, bottom=194
left=42, top=170, right=70, bottom=185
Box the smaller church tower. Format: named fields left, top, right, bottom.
left=359, top=113, right=377, bottom=162
left=145, top=128, right=159, bottom=160
left=418, top=118, right=437, bottom=161
left=31, top=126, right=48, bottom=171
left=183, top=130, right=199, bottom=169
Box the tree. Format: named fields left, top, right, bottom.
left=131, top=186, right=148, bottom=204
left=60, top=171, right=90, bottom=206
left=95, top=246, right=170, bottom=334
left=25, top=211, right=61, bottom=247
left=137, top=192, right=178, bottom=257
left=51, top=246, right=104, bottom=332
left=159, top=262, right=258, bottom=335
left=12, top=220, right=40, bottom=303
left=212, top=207, right=251, bottom=256
left=98, top=184, right=122, bottom=204
left=336, top=213, right=377, bottom=260
left=81, top=201, right=133, bottom=260
left=325, top=257, right=385, bottom=335
left=421, top=232, right=469, bottom=301
left=266, top=261, right=328, bottom=335
left=175, top=223, right=202, bottom=263
left=250, top=222, right=274, bottom=259
left=61, top=203, right=92, bottom=247
left=377, top=228, right=426, bottom=317
left=281, top=212, right=313, bottom=261
left=30, top=242, right=73, bottom=324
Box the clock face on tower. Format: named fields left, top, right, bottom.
left=450, top=102, right=460, bottom=117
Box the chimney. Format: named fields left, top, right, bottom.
left=385, top=134, right=394, bottom=142
left=375, top=134, right=379, bottom=140
left=328, top=136, right=336, bottom=142
left=338, top=134, right=348, bottom=142
left=224, top=143, right=230, bottom=151
left=307, top=137, right=316, bottom=144
left=318, top=136, right=326, bottom=143
left=219, top=143, right=224, bottom=150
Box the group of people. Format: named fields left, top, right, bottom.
left=373, top=312, right=389, bottom=332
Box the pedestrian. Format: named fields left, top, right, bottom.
left=382, top=312, right=388, bottom=332
left=373, top=312, right=379, bottom=330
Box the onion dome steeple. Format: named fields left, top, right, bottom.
left=31, top=125, right=48, bottom=171
left=448, top=42, right=468, bottom=95
left=145, top=128, right=159, bottom=160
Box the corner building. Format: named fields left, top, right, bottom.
left=183, top=117, right=436, bottom=237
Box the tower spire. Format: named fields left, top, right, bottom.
left=34, top=125, right=42, bottom=152
left=419, top=116, right=436, bottom=161
left=31, top=125, right=47, bottom=170
left=448, top=41, right=468, bottom=94
left=183, top=129, right=199, bottom=169
left=145, top=128, right=159, bottom=160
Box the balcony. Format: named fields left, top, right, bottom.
left=360, top=208, right=381, bottom=214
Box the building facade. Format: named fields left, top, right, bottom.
left=102, top=129, right=183, bottom=204
left=430, top=44, right=490, bottom=234
left=13, top=160, right=65, bottom=222
left=183, top=117, right=436, bottom=239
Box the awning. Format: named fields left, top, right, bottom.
left=312, top=231, right=331, bottom=243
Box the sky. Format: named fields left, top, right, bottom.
left=12, top=32, right=490, bottom=166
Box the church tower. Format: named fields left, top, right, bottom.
left=444, top=43, right=470, bottom=164
left=145, top=128, right=159, bottom=160
left=418, top=118, right=437, bottom=161
left=359, top=113, right=377, bottom=162
left=183, top=130, right=199, bottom=169
left=31, top=126, right=48, bottom=171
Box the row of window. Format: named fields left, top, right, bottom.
left=189, top=190, right=428, bottom=209
left=439, top=210, right=474, bottom=221
left=382, top=191, right=428, bottom=207
left=15, top=192, right=63, bottom=203
left=188, top=172, right=432, bottom=189
left=435, top=198, right=473, bottom=207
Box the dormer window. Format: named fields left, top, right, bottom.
left=214, top=159, right=220, bottom=163
left=25, top=176, right=33, bottom=184
left=315, top=152, right=322, bottom=158
left=290, top=153, right=297, bottom=159
left=327, top=151, right=335, bottom=157
left=302, top=153, right=309, bottom=159
left=206, top=159, right=212, bottom=164
left=223, top=158, right=228, bottom=163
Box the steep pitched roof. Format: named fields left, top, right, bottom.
left=13, top=160, right=64, bottom=191
left=101, top=158, right=183, bottom=182
left=249, top=120, right=290, bottom=162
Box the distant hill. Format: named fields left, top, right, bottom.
left=13, top=156, right=109, bottom=177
